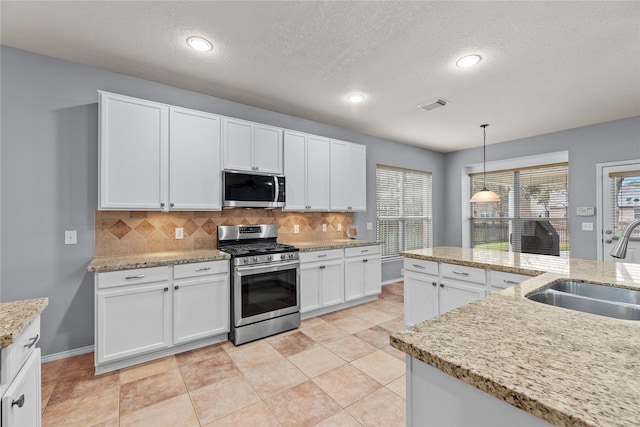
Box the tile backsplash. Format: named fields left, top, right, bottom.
left=95, top=209, right=354, bottom=257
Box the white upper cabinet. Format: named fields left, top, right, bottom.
left=169, top=108, right=221, bottom=211
left=99, top=91, right=222, bottom=212
left=330, top=139, right=366, bottom=211
left=99, top=91, right=169, bottom=210
left=283, top=131, right=330, bottom=211
left=222, top=118, right=283, bottom=174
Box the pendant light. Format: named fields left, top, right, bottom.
left=470, top=124, right=501, bottom=203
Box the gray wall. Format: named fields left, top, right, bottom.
left=0, top=46, right=444, bottom=356
left=443, top=117, right=640, bottom=259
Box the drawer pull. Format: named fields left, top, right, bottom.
left=503, top=280, right=518, bottom=285
left=195, top=267, right=211, bottom=272
left=317, top=254, right=328, bottom=258
left=440, top=283, right=445, bottom=288
left=432, top=282, right=437, bottom=287
left=453, top=271, right=470, bottom=276
left=23, top=334, right=39, bottom=349
left=164, top=287, right=169, bottom=292
left=319, top=265, right=326, bottom=270
left=125, top=275, right=146, bottom=280
left=363, top=259, right=368, bottom=263
left=361, top=249, right=369, bottom=253
left=174, top=286, right=179, bottom=290
left=412, top=264, right=426, bottom=269
left=12, top=395, right=25, bottom=408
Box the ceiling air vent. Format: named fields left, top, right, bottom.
left=417, top=98, right=448, bottom=111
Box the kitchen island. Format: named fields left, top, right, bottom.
left=391, top=247, right=640, bottom=427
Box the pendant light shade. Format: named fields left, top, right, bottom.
left=470, top=124, right=500, bottom=203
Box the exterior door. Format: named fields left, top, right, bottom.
left=599, top=160, right=640, bottom=263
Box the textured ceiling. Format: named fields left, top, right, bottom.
left=1, top=1, right=639, bottom=152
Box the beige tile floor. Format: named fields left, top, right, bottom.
left=40, top=282, right=406, bottom=427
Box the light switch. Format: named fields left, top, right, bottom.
left=65, top=230, right=77, bottom=245
left=581, top=222, right=593, bottom=231
left=366, top=222, right=373, bottom=230
left=294, top=224, right=300, bottom=233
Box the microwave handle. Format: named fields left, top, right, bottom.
left=274, top=175, right=279, bottom=203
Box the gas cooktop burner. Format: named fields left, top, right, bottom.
left=220, top=243, right=297, bottom=257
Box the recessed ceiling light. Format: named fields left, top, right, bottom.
left=186, top=36, right=213, bottom=52
left=456, top=54, right=482, bottom=68
left=347, top=93, right=365, bottom=103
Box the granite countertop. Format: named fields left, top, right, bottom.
left=87, top=249, right=230, bottom=273
left=391, top=247, right=640, bottom=426
left=0, top=297, right=48, bottom=347
left=285, top=239, right=381, bottom=252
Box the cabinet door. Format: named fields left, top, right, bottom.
left=344, top=257, right=365, bottom=301
left=169, top=108, right=222, bottom=210
left=254, top=124, right=283, bottom=174
left=173, top=275, right=229, bottom=344
left=329, top=140, right=351, bottom=211
left=2, top=349, right=41, bottom=427
left=404, top=271, right=439, bottom=326
left=348, top=143, right=367, bottom=211
left=300, top=265, right=321, bottom=313
left=99, top=92, right=168, bottom=210
left=306, top=135, right=331, bottom=210
left=439, top=280, right=486, bottom=314
left=320, top=261, right=344, bottom=307
left=363, top=257, right=382, bottom=296
left=222, top=118, right=253, bottom=172
left=283, top=131, right=307, bottom=211
left=96, top=283, right=171, bottom=364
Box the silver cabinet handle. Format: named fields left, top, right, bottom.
left=412, top=264, right=426, bottom=269
left=453, top=271, right=470, bottom=276
left=125, top=275, right=145, bottom=280
left=174, top=285, right=179, bottom=290
left=503, top=280, right=518, bottom=285
left=24, top=334, right=39, bottom=349
left=12, top=395, right=25, bottom=408
left=317, top=254, right=328, bottom=258
left=195, top=267, right=211, bottom=272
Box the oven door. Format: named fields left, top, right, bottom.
left=233, top=260, right=300, bottom=327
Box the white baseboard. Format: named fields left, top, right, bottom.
left=41, top=345, right=94, bottom=363
left=382, top=278, right=403, bottom=286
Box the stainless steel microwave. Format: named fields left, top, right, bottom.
left=223, top=171, right=285, bottom=208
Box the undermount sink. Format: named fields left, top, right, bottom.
left=527, top=281, right=640, bottom=321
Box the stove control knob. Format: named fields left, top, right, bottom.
left=280, top=254, right=286, bottom=260
left=267, top=255, right=273, bottom=261
left=289, top=253, right=295, bottom=259
left=253, top=257, right=258, bottom=263
left=243, top=258, right=249, bottom=265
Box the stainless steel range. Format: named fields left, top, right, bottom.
left=218, top=224, right=300, bottom=345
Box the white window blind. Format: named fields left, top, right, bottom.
left=610, top=173, right=640, bottom=238
left=376, top=165, right=432, bottom=257
left=470, top=163, right=569, bottom=257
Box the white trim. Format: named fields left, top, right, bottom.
left=382, top=278, right=403, bottom=286
left=41, top=345, right=94, bottom=363
left=462, top=151, right=569, bottom=249
left=595, top=158, right=640, bottom=261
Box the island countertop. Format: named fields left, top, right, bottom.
left=283, top=239, right=381, bottom=252
left=391, top=247, right=640, bottom=427
left=0, top=297, right=48, bottom=347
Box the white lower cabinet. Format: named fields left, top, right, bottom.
left=94, top=261, right=229, bottom=373
left=404, top=259, right=486, bottom=327
left=1, top=316, right=42, bottom=427
left=344, top=246, right=382, bottom=301
left=300, top=250, right=344, bottom=313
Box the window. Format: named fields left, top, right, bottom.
left=376, top=165, right=432, bottom=257
left=609, top=171, right=640, bottom=238
left=470, top=163, right=569, bottom=257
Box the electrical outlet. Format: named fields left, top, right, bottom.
left=366, top=222, right=373, bottom=230
left=294, top=224, right=300, bottom=233
left=175, top=228, right=184, bottom=239
left=581, top=222, right=593, bottom=231
left=322, top=224, right=327, bottom=232
left=65, top=230, right=77, bottom=245
left=337, top=224, right=342, bottom=231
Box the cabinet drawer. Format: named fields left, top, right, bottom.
left=300, top=249, right=343, bottom=263
left=174, top=260, right=229, bottom=279
left=1, top=317, right=40, bottom=387
left=489, top=270, right=533, bottom=290
left=441, top=263, right=486, bottom=284
left=404, top=259, right=439, bottom=276
left=2, top=348, right=41, bottom=427
left=96, top=266, right=170, bottom=290
left=344, top=245, right=380, bottom=258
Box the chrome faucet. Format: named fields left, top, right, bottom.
left=610, top=218, right=640, bottom=259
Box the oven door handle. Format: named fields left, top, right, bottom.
left=235, top=260, right=300, bottom=274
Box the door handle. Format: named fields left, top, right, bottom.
left=12, top=395, right=25, bottom=408
left=24, top=334, right=39, bottom=349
